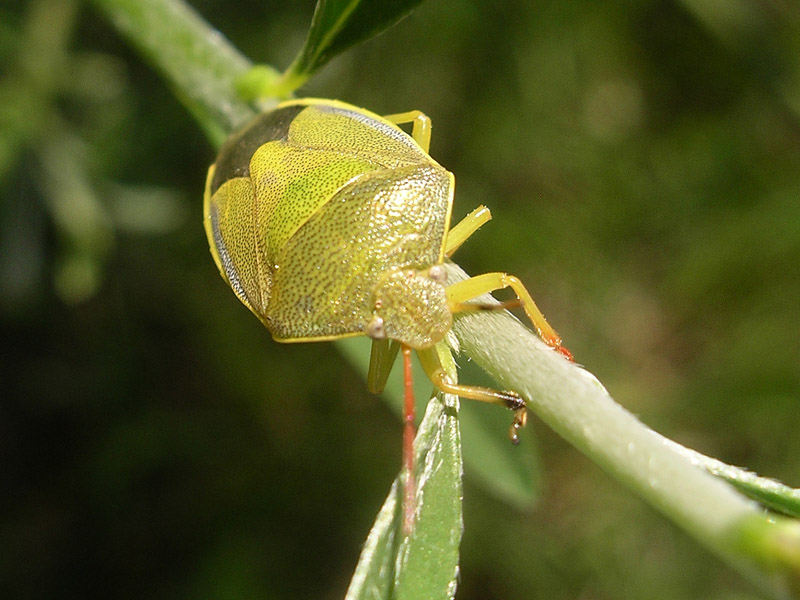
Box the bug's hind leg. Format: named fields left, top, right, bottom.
left=383, top=110, right=432, bottom=154
left=446, top=272, right=573, bottom=360
left=401, top=345, right=417, bottom=534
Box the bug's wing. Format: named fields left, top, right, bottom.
left=249, top=142, right=376, bottom=259
left=204, top=169, right=272, bottom=318
left=266, top=164, right=453, bottom=342
left=288, top=103, right=430, bottom=168
left=247, top=101, right=440, bottom=262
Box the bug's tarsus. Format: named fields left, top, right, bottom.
left=501, top=394, right=527, bottom=445
left=554, top=344, right=574, bottom=362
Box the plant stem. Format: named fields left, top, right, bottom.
left=91, top=0, right=259, bottom=145
left=444, top=262, right=800, bottom=598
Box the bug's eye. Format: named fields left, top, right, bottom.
left=428, top=265, right=447, bottom=284
left=366, top=315, right=386, bottom=339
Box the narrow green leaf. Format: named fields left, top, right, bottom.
left=727, top=478, right=800, bottom=519
left=345, top=381, right=462, bottom=600
left=660, top=439, right=800, bottom=519
left=282, top=0, right=427, bottom=90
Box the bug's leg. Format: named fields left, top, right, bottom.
left=401, top=344, right=417, bottom=535
left=444, top=205, right=492, bottom=257
left=368, top=339, right=415, bottom=533
left=447, top=273, right=573, bottom=361
left=383, top=110, right=432, bottom=154
left=367, top=339, right=401, bottom=394
left=416, top=346, right=528, bottom=444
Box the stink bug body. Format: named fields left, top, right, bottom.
left=204, top=98, right=571, bottom=531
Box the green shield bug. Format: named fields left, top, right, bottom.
left=203, top=98, right=572, bottom=532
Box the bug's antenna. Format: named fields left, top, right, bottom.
left=402, top=345, right=416, bottom=535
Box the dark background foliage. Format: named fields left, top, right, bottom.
left=2, top=0, right=799, bottom=598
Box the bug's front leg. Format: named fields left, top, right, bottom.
left=446, top=273, right=573, bottom=361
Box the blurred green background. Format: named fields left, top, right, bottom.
left=2, top=0, right=800, bottom=598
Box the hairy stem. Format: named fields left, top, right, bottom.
left=92, top=0, right=259, bottom=145
left=444, top=262, right=799, bottom=597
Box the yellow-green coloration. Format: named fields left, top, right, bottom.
left=204, top=99, right=453, bottom=345
left=204, top=98, right=570, bottom=443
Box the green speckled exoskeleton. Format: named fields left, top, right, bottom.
left=204, top=98, right=572, bottom=531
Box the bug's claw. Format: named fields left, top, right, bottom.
left=555, top=344, right=574, bottom=362
left=509, top=423, right=521, bottom=446
left=508, top=406, right=527, bottom=445
left=543, top=334, right=573, bottom=362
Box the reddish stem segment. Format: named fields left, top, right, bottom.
left=402, top=345, right=416, bottom=535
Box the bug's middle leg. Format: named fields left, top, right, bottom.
left=416, top=346, right=528, bottom=444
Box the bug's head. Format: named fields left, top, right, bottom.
left=366, top=266, right=452, bottom=349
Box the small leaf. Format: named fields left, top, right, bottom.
left=725, top=478, right=800, bottom=519
left=345, top=390, right=463, bottom=600
left=282, top=0, right=427, bottom=91
left=666, top=441, right=800, bottom=519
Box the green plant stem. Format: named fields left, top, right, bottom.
left=91, top=0, right=259, bottom=146
left=444, top=262, right=800, bottom=597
